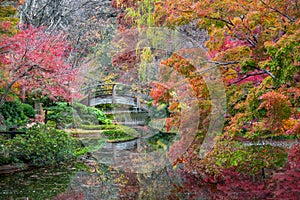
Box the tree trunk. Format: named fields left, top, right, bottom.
left=0, top=81, right=16, bottom=108
left=44, top=110, right=48, bottom=124
left=0, top=113, right=6, bottom=131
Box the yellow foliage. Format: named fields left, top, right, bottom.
left=282, top=118, right=299, bottom=130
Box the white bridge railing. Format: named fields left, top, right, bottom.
left=80, top=83, right=151, bottom=114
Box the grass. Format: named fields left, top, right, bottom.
left=78, top=124, right=116, bottom=130
left=107, top=135, right=136, bottom=143
left=66, top=124, right=139, bottom=142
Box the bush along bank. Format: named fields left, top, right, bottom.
left=0, top=124, right=87, bottom=172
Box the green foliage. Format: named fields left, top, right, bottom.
left=138, top=47, right=153, bottom=84
left=226, top=83, right=252, bottom=116
left=0, top=100, right=35, bottom=129
left=264, top=31, right=300, bottom=86
left=126, top=0, right=158, bottom=28
left=89, top=107, right=107, bottom=122
left=45, top=102, right=74, bottom=128
left=0, top=124, right=85, bottom=166
left=102, top=129, right=126, bottom=138
left=148, top=131, right=176, bottom=150
left=102, top=130, right=134, bottom=141
left=116, top=125, right=139, bottom=136
left=214, top=143, right=287, bottom=174
left=21, top=103, right=35, bottom=118
left=241, top=59, right=257, bottom=73
left=79, top=124, right=117, bottom=130
left=102, top=125, right=138, bottom=141
left=45, top=102, right=111, bottom=128
left=75, top=123, right=137, bottom=141
left=72, top=102, right=111, bottom=125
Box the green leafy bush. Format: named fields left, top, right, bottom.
left=213, top=142, right=288, bottom=174
left=77, top=124, right=138, bottom=141
left=147, top=131, right=176, bottom=150
left=72, top=102, right=111, bottom=125
left=45, top=102, right=111, bottom=128
left=102, top=129, right=129, bottom=139
left=0, top=124, right=85, bottom=166
left=0, top=100, right=35, bottom=129
left=102, top=125, right=138, bottom=141
left=45, top=102, right=74, bottom=128
left=21, top=103, right=35, bottom=118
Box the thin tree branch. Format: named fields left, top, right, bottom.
left=260, top=0, right=296, bottom=22
left=229, top=71, right=267, bottom=85
left=255, top=67, right=276, bottom=79
left=204, top=16, right=234, bottom=26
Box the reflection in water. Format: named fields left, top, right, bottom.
left=65, top=162, right=215, bottom=200
left=0, top=161, right=213, bottom=200
left=1, top=129, right=298, bottom=199
left=0, top=167, right=77, bottom=199
left=0, top=132, right=215, bottom=200
left=67, top=163, right=180, bottom=200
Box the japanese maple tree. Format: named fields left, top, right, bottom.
left=0, top=25, right=77, bottom=108
left=154, top=0, right=300, bottom=85
left=114, top=0, right=300, bottom=183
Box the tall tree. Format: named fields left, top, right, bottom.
left=18, top=0, right=119, bottom=69
left=150, top=0, right=300, bottom=177
left=154, top=0, right=300, bottom=85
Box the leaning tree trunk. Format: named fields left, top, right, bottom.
left=0, top=80, right=16, bottom=109
left=0, top=113, right=6, bottom=131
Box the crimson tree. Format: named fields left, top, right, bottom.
left=0, top=25, right=77, bottom=108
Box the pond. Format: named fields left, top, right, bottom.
left=0, top=162, right=215, bottom=199
left=0, top=133, right=215, bottom=200
left=0, top=167, right=78, bottom=199
left=0, top=132, right=298, bottom=200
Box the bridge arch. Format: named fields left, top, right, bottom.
left=80, top=83, right=151, bottom=114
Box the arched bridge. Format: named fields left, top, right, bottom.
left=80, top=83, right=151, bottom=113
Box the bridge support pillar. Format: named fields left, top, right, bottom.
left=112, top=84, right=117, bottom=104
left=137, top=138, right=141, bottom=152
left=136, top=98, right=140, bottom=111
left=113, top=143, right=116, bottom=163
left=87, top=91, right=91, bottom=106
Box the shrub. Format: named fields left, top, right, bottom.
left=102, top=125, right=138, bottom=141
left=21, top=103, right=35, bottom=118
left=0, top=124, right=85, bottom=166
left=0, top=100, right=35, bottom=129
left=45, top=102, right=112, bottom=128
left=45, top=102, right=74, bottom=128
left=102, top=129, right=129, bottom=139
left=72, top=102, right=111, bottom=125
